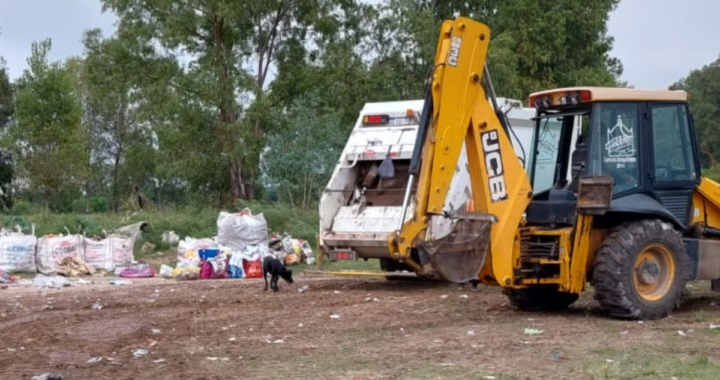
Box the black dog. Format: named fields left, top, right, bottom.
left=263, top=255, right=294, bottom=292
left=458, top=279, right=480, bottom=292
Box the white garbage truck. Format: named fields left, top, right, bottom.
left=317, top=97, right=576, bottom=275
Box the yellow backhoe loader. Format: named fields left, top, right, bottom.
left=387, top=16, right=720, bottom=320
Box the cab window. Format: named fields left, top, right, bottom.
left=651, top=104, right=697, bottom=182
left=587, top=102, right=641, bottom=195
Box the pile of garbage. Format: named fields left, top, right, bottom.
left=0, top=222, right=144, bottom=284
left=160, top=208, right=315, bottom=281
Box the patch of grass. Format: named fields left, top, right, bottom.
left=694, top=310, right=711, bottom=322
left=583, top=347, right=720, bottom=380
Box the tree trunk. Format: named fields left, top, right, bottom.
left=229, top=158, right=246, bottom=200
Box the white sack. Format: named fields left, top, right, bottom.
left=0, top=233, right=38, bottom=273
left=216, top=209, right=269, bottom=253
left=36, top=235, right=85, bottom=275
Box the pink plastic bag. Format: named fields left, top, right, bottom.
left=119, top=263, right=156, bottom=278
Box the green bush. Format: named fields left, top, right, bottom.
left=10, top=200, right=35, bottom=215
left=702, top=165, right=720, bottom=182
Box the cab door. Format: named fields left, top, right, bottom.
left=647, top=102, right=700, bottom=225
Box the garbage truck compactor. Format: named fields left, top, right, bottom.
left=386, top=16, right=720, bottom=320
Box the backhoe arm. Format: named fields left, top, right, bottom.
left=388, top=17, right=533, bottom=285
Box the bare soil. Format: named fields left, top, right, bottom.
left=1, top=274, right=719, bottom=380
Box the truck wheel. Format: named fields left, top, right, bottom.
left=592, top=219, right=688, bottom=320
left=503, top=286, right=579, bottom=311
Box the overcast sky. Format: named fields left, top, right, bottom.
left=1, top=0, right=718, bottom=89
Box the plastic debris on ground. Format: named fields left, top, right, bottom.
left=109, top=279, right=132, bottom=286
left=31, top=374, right=64, bottom=380
left=33, top=274, right=72, bottom=289
left=159, top=264, right=173, bottom=279
left=119, top=262, right=156, bottom=278
left=154, top=208, right=315, bottom=282
left=0, top=268, right=17, bottom=283
left=132, top=349, right=149, bottom=358
left=162, top=230, right=179, bottom=245
left=524, top=328, right=544, bottom=335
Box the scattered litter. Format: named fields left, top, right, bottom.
left=109, top=279, right=132, bottom=286
left=206, top=357, right=219, bottom=361
left=638, top=321, right=644, bottom=324
left=119, top=262, right=155, bottom=278
left=31, top=374, right=64, bottom=380
left=162, top=231, right=180, bottom=245
left=605, top=359, right=615, bottom=363
left=467, top=330, right=475, bottom=336
left=459, top=294, right=469, bottom=299
left=159, top=265, right=173, bottom=279
left=364, top=297, right=380, bottom=302
left=17, top=279, right=33, bottom=286
left=297, top=285, right=310, bottom=293
left=709, top=324, right=720, bottom=329
left=439, top=295, right=448, bottom=299
left=86, top=357, right=103, bottom=364
left=132, top=349, right=149, bottom=358
left=141, top=242, right=156, bottom=254
left=91, top=302, right=103, bottom=310
left=482, top=376, right=496, bottom=379
left=147, top=339, right=158, bottom=347
left=298, top=323, right=303, bottom=328
left=620, top=331, right=628, bottom=335
left=151, top=329, right=161, bottom=334
left=551, top=353, right=560, bottom=360
left=33, top=274, right=71, bottom=289
left=400, top=328, right=404, bottom=332
left=678, top=330, right=687, bottom=336
left=524, top=328, right=544, bottom=336
left=1, top=269, right=18, bottom=283
left=229, top=337, right=237, bottom=342
left=153, top=358, right=166, bottom=364
left=334, top=290, right=341, bottom=294
left=76, top=278, right=92, bottom=285
left=330, top=314, right=341, bottom=320
left=265, top=338, right=285, bottom=344
left=522, top=341, right=531, bottom=345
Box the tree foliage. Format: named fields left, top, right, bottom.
left=5, top=40, right=87, bottom=211
left=263, top=94, right=346, bottom=208
left=1, top=1, right=628, bottom=210
left=671, top=57, right=720, bottom=168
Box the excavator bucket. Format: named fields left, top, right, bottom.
left=419, top=212, right=496, bottom=283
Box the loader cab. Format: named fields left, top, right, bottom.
left=525, top=87, right=700, bottom=227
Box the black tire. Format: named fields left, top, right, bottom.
left=503, top=286, right=580, bottom=311
left=592, top=219, right=689, bottom=320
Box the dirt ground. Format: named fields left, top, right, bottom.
left=2, top=273, right=720, bottom=380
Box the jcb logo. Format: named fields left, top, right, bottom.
left=481, top=130, right=508, bottom=203
left=448, top=36, right=461, bottom=67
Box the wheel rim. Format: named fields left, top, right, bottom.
left=633, top=244, right=675, bottom=302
